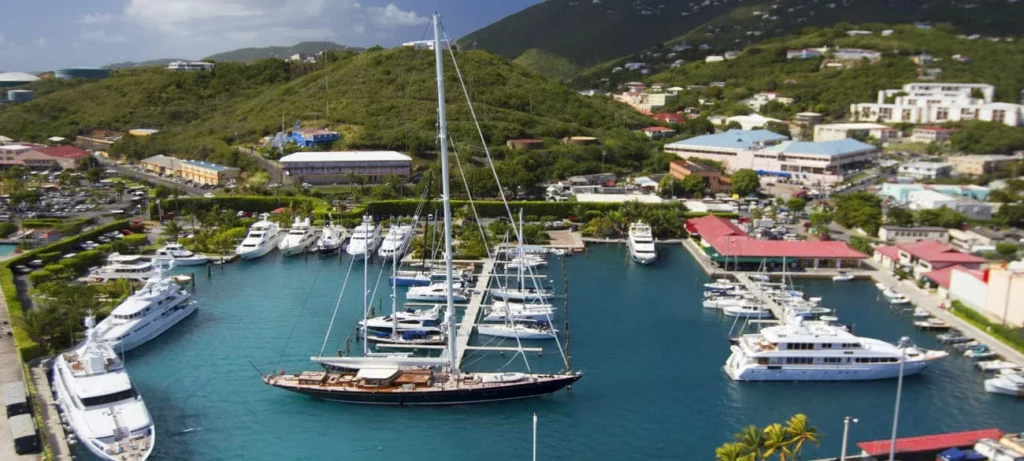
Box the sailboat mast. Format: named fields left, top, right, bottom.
left=433, top=13, right=459, bottom=375
left=363, top=220, right=370, bottom=356
left=391, top=251, right=398, bottom=337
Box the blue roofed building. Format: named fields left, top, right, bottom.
left=287, top=128, right=341, bottom=147
left=665, top=130, right=877, bottom=186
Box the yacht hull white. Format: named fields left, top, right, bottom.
left=725, top=351, right=935, bottom=381
left=476, top=324, right=558, bottom=340
left=236, top=215, right=284, bottom=260
left=627, top=221, right=658, bottom=265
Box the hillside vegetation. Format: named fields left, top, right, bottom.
left=0, top=47, right=651, bottom=169
left=622, top=24, right=1024, bottom=119
left=462, top=0, right=1024, bottom=70
left=512, top=49, right=580, bottom=81
left=204, top=41, right=361, bottom=62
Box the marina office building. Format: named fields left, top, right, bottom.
left=932, top=260, right=1024, bottom=328
left=686, top=215, right=867, bottom=270
left=278, top=151, right=412, bottom=185
left=665, top=129, right=878, bottom=186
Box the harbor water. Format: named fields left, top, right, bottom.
left=115, top=245, right=1023, bottom=460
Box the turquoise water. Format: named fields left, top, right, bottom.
left=0, top=244, right=17, bottom=257
left=113, top=246, right=1022, bottom=461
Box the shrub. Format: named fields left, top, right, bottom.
left=28, top=269, right=53, bottom=285
left=37, top=251, right=62, bottom=265
left=122, top=234, right=148, bottom=248
left=0, top=222, right=17, bottom=238
left=1, top=268, right=40, bottom=360
left=524, top=215, right=539, bottom=223
left=951, top=301, right=1024, bottom=354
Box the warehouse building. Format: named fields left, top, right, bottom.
left=0, top=72, right=40, bottom=88
left=179, top=160, right=240, bottom=186
left=54, top=67, right=111, bottom=80
left=279, top=151, right=412, bottom=185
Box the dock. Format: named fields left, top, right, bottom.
left=455, top=258, right=496, bottom=366
left=733, top=273, right=785, bottom=319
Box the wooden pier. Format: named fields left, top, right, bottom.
left=733, top=273, right=785, bottom=319
left=455, top=258, right=496, bottom=366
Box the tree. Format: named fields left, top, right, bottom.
left=786, top=198, right=806, bottom=214
left=763, top=121, right=791, bottom=138
left=784, top=414, right=819, bottom=460
left=995, top=242, right=1019, bottom=260
left=657, top=175, right=679, bottom=198
left=996, top=203, right=1024, bottom=227
left=833, top=192, right=882, bottom=235
left=113, top=182, right=126, bottom=203
left=12, top=306, right=57, bottom=351
left=886, top=206, right=915, bottom=227
left=9, top=189, right=42, bottom=207
left=915, top=207, right=967, bottom=229
left=681, top=174, right=708, bottom=197
left=246, top=170, right=270, bottom=191
left=809, top=212, right=832, bottom=236
left=763, top=424, right=793, bottom=461
left=731, top=169, right=760, bottom=197
left=735, top=425, right=766, bottom=461
left=716, top=443, right=755, bottom=461
left=726, top=121, right=743, bottom=130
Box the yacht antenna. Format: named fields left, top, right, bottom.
left=433, top=13, right=459, bottom=375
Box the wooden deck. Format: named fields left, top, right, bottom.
left=734, top=273, right=785, bottom=319
left=455, top=258, right=496, bottom=367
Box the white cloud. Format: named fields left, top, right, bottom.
left=80, top=13, right=116, bottom=25
left=80, top=30, right=128, bottom=43
left=370, top=3, right=429, bottom=28
left=34, top=37, right=47, bottom=49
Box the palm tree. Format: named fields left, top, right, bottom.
left=735, top=425, right=767, bottom=461
left=163, top=220, right=183, bottom=240
left=620, top=200, right=644, bottom=223
left=763, top=423, right=794, bottom=461
left=717, top=442, right=755, bottom=461
left=113, top=182, right=126, bottom=203
left=13, top=307, right=57, bottom=351
left=784, top=414, right=819, bottom=460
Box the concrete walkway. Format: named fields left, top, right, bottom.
left=0, top=283, right=42, bottom=460
left=29, top=365, right=71, bottom=460
left=865, top=260, right=1024, bottom=366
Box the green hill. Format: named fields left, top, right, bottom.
left=512, top=49, right=580, bottom=81
left=204, top=41, right=362, bottom=62
left=640, top=24, right=1024, bottom=119
left=0, top=47, right=650, bottom=169
left=461, top=0, right=1024, bottom=70
left=106, top=59, right=184, bottom=70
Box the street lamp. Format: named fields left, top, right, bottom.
left=1001, top=271, right=1021, bottom=327
left=888, top=337, right=910, bottom=461
left=840, top=416, right=859, bottom=461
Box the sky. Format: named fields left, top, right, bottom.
left=0, top=0, right=540, bottom=72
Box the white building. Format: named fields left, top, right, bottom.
left=898, top=162, right=952, bottom=180
left=167, top=61, right=215, bottom=71
left=716, top=114, right=783, bottom=130
left=910, top=126, right=954, bottom=143
left=744, top=92, right=794, bottom=112
left=402, top=40, right=449, bottom=50
left=906, top=189, right=992, bottom=220
left=705, top=55, right=725, bottom=63
left=614, top=92, right=675, bottom=112
left=278, top=151, right=412, bottom=185
left=850, top=83, right=1024, bottom=127
left=878, top=226, right=949, bottom=244
left=813, top=123, right=899, bottom=142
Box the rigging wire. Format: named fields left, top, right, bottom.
left=441, top=22, right=570, bottom=370
left=317, top=257, right=357, bottom=357
left=277, top=258, right=329, bottom=367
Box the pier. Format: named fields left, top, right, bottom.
left=733, top=273, right=785, bottom=319
left=455, top=258, right=496, bottom=366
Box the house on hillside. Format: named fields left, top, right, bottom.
left=641, top=126, right=676, bottom=140
left=652, top=113, right=681, bottom=124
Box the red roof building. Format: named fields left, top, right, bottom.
left=687, top=215, right=866, bottom=268
left=857, top=428, right=1003, bottom=459
left=652, top=113, right=682, bottom=124
left=873, top=240, right=985, bottom=278
left=37, top=145, right=90, bottom=159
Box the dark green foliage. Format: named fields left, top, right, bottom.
left=995, top=242, right=1019, bottom=259
left=763, top=121, right=791, bottom=138
left=786, top=198, right=806, bottom=214
left=731, top=169, right=760, bottom=196
left=950, top=122, right=1024, bottom=155
left=886, top=206, right=915, bottom=227
left=915, top=207, right=968, bottom=229
left=833, top=192, right=882, bottom=236
left=0, top=222, right=17, bottom=238
left=996, top=203, right=1024, bottom=227
left=512, top=49, right=581, bottom=81
left=204, top=41, right=362, bottom=62
left=951, top=301, right=1024, bottom=353
left=848, top=235, right=876, bottom=255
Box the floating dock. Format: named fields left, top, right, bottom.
left=733, top=273, right=785, bottom=319
left=455, top=258, right=496, bottom=366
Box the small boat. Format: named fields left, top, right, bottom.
left=90, top=255, right=161, bottom=283
left=749, top=274, right=771, bottom=282
left=703, top=297, right=752, bottom=309
left=315, top=221, right=346, bottom=254
left=832, top=271, right=854, bottom=282
left=882, top=288, right=901, bottom=299
left=705, top=279, right=739, bottom=291
left=407, top=282, right=469, bottom=303
left=977, top=360, right=1021, bottom=372
left=936, top=332, right=971, bottom=344
left=366, top=329, right=446, bottom=346
left=889, top=295, right=912, bottom=305
left=964, top=345, right=997, bottom=360
left=914, top=318, right=951, bottom=331
left=390, top=270, right=432, bottom=287
left=490, top=287, right=554, bottom=302
left=151, top=243, right=209, bottom=266
left=549, top=248, right=567, bottom=256
left=723, top=304, right=773, bottom=319
left=476, top=321, right=558, bottom=340
left=483, top=301, right=555, bottom=322
left=952, top=340, right=980, bottom=351
left=913, top=307, right=930, bottom=319
left=505, top=255, right=547, bottom=271
left=171, top=274, right=192, bottom=285
left=279, top=217, right=317, bottom=256
left=874, top=282, right=888, bottom=292
left=984, top=370, right=1024, bottom=396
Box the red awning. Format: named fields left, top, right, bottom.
left=857, top=428, right=1004, bottom=457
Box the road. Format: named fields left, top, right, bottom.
left=95, top=157, right=205, bottom=196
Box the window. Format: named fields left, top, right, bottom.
left=902, top=109, right=913, bottom=120
left=81, top=387, right=137, bottom=407
left=936, top=108, right=949, bottom=121
left=861, top=107, right=871, bottom=118
left=992, top=110, right=1006, bottom=123
left=879, top=108, right=893, bottom=119
left=961, top=108, right=976, bottom=120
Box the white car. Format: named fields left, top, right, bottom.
left=203, top=192, right=215, bottom=198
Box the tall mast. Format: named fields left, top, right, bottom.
left=391, top=250, right=398, bottom=338
left=362, top=218, right=370, bottom=356
left=434, top=13, right=458, bottom=375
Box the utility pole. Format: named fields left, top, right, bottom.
left=840, top=416, right=858, bottom=461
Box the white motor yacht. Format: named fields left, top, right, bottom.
left=94, top=270, right=195, bottom=352
left=52, top=317, right=155, bottom=460
left=235, top=214, right=283, bottom=260
left=483, top=301, right=555, bottom=322
left=913, top=307, right=930, bottom=318
left=90, top=255, right=160, bottom=283
left=278, top=217, right=317, bottom=256
left=725, top=325, right=948, bottom=381
left=358, top=306, right=443, bottom=334
left=151, top=243, right=209, bottom=266
left=723, top=304, right=774, bottom=319
left=627, top=221, right=657, bottom=265
left=315, top=222, right=347, bottom=254
left=889, top=295, right=912, bottom=305
left=703, top=296, right=753, bottom=309
left=490, top=287, right=554, bottom=302
left=505, top=255, right=547, bottom=271
left=345, top=216, right=383, bottom=260
left=407, top=282, right=469, bottom=303
left=984, top=370, right=1024, bottom=397
left=476, top=322, right=558, bottom=340
left=378, top=224, right=413, bottom=259
left=832, top=271, right=854, bottom=282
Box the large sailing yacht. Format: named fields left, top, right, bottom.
left=345, top=216, right=383, bottom=259
left=261, top=14, right=581, bottom=404
left=52, top=317, right=155, bottom=460
left=725, top=322, right=948, bottom=381
left=236, top=214, right=283, bottom=260
left=627, top=221, right=657, bottom=265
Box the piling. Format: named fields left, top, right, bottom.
left=207, top=262, right=212, bottom=279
